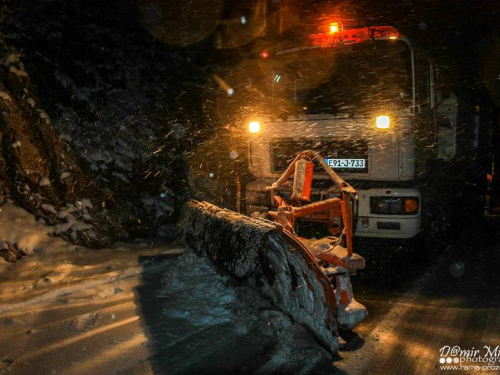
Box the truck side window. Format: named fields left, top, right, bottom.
left=434, top=66, right=452, bottom=104
left=416, top=58, right=430, bottom=111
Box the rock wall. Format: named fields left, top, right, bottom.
left=0, top=41, right=127, bottom=259
left=0, top=0, right=201, bottom=240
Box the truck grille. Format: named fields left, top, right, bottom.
left=271, top=138, right=369, bottom=173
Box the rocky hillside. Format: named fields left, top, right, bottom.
left=0, top=0, right=215, bottom=261
left=0, top=39, right=132, bottom=258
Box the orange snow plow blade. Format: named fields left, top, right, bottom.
left=180, top=200, right=341, bottom=353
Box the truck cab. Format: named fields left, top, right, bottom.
left=238, top=24, right=469, bottom=241
left=189, top=22, right=484, bottom=246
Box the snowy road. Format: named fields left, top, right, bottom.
left=0, top=242, right=185, bottom=374
left=1, top=218, right=499, bottom=374
left=337, top=217, right=500, bottom=374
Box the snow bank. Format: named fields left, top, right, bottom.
left=0, top=199, right=110, bottom=261
left=0, top=201, right=67, bottom=259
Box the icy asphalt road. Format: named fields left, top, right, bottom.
left=0, top=219, right=499, bottom=374
left=336, top=217, right=500, bottom=374
left=135, top=217, right=500, bottom=374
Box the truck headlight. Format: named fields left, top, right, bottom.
left=370, top=197, right=419, bottom=215
left=404, top=198, right=419, bottom=214
left=376, top=115, right=390, bottom=129
left=249, top=121, right=261, bottom=133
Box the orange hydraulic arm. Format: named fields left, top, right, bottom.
left=267, top=150, right=357, bottom=256
left=267, top=150, right=367, bottom=331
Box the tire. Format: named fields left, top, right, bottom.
left=423, top=214, right=453, bottom=261
left=421, top=188, right=455, bottom=262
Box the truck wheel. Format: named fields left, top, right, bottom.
left=423, top=211, right=454, bottom=262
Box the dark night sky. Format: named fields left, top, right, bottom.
left=267, top=0, right=500, bottom=105
left=8, top=0, right=500, bottom=107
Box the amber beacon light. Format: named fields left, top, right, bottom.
left=376, top=115, right=391, bottom=129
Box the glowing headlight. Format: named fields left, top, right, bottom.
left=376, top=115, right=391, bottom=129
left=249, top=121, right=261, bottom=133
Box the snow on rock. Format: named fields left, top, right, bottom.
left=8, top=65, right=28, bottom=78
left=76, top=199, right=93, bottom=210
left=26, top=97, right=35, bottom=108
left=1, top=12, right=194, bottom=237
left=0, top=200, right=112, bottom=262
left=38, top=177, right=51, bottom=187
left=53, top=209, right=93, bottom=242
left=0, top=52, right=20, bottom=66
left=41, top=204, right=57, bottom=215
left=37, top=110, right=50, bottom=125
left=0, top=91, right=12, bottom=102
left=60, top=171, right=70, bottom=180
left=0, top=202, right=67, bottom=261
left=7, top=65, right=30, bottom=96
left=0, top=25, right=133, bottom=248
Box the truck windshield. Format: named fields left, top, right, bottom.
left=268, top=40, right=412, bottom=116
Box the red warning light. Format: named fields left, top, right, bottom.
left=328, top=21, right=344, bottom=34
left=260, top=50, right=270, bottom=58
left=309, top=26, right=400, bottom=47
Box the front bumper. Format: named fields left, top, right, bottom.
left=355, top=188, right=421, bottom=239
left=245, top=180, right=422, bottom=239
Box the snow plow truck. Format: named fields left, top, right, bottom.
left=190, top=21, right=487, bottom=257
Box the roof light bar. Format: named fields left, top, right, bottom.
left=309, top=26, right=400, bottom=47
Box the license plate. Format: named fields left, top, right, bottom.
left=324, top=158, right=366, bottom=169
